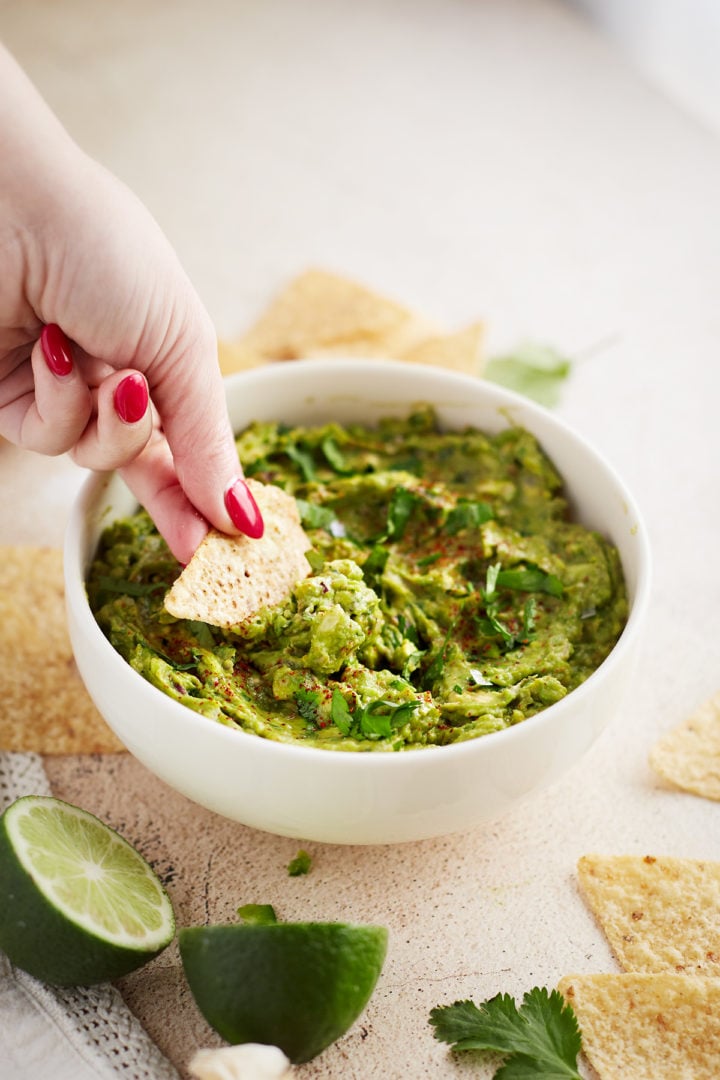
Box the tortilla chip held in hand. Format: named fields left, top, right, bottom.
left=164, top=479, right=311, bottom=628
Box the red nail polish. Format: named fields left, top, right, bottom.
left=114, top=373, right=149, bottom=424
left=225, top=478, right=264, bottom=538
left=40, top=324, right=73, bottom=377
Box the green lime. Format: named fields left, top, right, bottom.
left=178, top=918, right=388, bottom=1063
left=0, top=795, right=175, bottom=986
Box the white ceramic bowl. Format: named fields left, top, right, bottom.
left=65, top=360, right=650, bottom=845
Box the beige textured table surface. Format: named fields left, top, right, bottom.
left=1, top=1, right=719, bottom=1077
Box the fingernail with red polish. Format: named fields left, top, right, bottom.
left=225, top=478, right=264, bottom=538
left=114, top=373, right=149, bottom=424
left=41, top=324, right=73, bottom=377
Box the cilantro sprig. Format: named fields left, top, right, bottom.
left=484, top=342, right=572, bottom=407
left=430, top=987, right=582, bottom=1078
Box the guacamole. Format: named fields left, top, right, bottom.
left=88, top=407, right=628, bottom=752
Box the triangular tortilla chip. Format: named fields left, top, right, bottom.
left=237, top=268, right=437, bottom=361
left=577, top=854, right=720, bottom=976
left=558, top=973, right=720, bottom=1080
left=0, top=546, right=124, bottom=753
left=164, top=480, right=311, bottom=628
left=398, top=322, right=485, bottom=375
left=649, top=690, right=720, bottom=801
left=217, top=338, right=266, bottom=376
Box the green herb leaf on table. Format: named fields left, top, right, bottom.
left=287, top=850, right=312, bottom=877
left=237, top=903, right=278, bottom=925
left=429, top=987, right=582, bottom=1079
left=484, top=343, right=572, bottom=408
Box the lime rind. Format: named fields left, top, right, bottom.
left=6, top=796, right=174, bottom=950
left=179, top=921, right=388, bottom=1063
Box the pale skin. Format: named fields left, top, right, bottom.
left=0, top=45, right=261, bottom=565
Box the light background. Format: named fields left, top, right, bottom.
left=0, top=2, right=718, bottom=1077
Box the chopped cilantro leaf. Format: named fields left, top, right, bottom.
left=445, top=500, right=494, bottom=535
left=357, top=699, right=420, bottom=738
left=285, top=442, right=317, bottom=482
left=295, top=688, right=322, bottom=726
left=477, top=563, right=553, bottom=651
left=522, top=597, right=538, bottom=641
left=476, top=612, right=516, bottom=649
left=417, top=552, right=442, bottom=567
left=484, top=562, right=502, bottom=598
left=96, top=576, right=166, bottom=598
left=330, top=689, right=353, bottom=735
left=363, top=545, right=389, bottom=586
left=385, top=486, right=421, bottom=541
left=331, top=690, right=420, bottom=739
left=397, top=613, right=420, bottom=646
left=321, top=436, right=353, bottom=474
left=287, top=849, right=312, bottom=876
left=430, top=987, right=582, bottom=1078
left=388, top=455, right=424, bottom=475
left=422, top=622, right=455, bottom=689
left=496, top=567, right=563, bottom=598
left=296, top=497, right=337, bottom=530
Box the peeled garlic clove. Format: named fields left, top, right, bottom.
left=188, top=1043, right=292, bottom=1080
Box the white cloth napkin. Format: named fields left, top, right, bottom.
left=0, top=752, right=179, bottom=1080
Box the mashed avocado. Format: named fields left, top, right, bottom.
left=88, top=406, right=628, bottom=752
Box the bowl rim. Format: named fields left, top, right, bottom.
left=65, top=358, right=652, bottom=769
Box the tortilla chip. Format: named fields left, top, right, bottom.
left=399, top=322, right=485, bottom=375
left=0, top=546, right=124, bottom=753
left=217, top=338, right=266, bottom=376
left=164, top=480, right=311, bottom=628
left=649, top=690, right=720, bottom=801
left=237, top=268, right=437, bottom=361
left=558, top=973, right=720, bottom=1080
left=577, top=854, right=720, bottom=976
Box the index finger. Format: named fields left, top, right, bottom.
left=137, top=305, right=264, bottom=548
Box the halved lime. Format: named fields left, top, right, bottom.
left=179, top=917, right=388, bottom=1063
left=0, top=795, right=175, bottom=985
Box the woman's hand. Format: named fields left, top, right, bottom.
left=0, top=45, right=262, bottom=564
